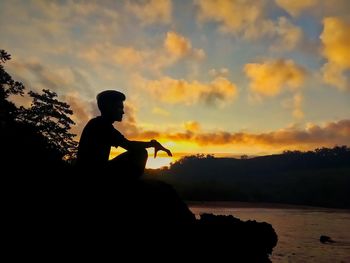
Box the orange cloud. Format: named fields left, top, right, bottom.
left=79, top=31, right=205, bottom=75
left=164, top=31, right=192, bottom=57
left=209, top=68, right=230, bottom=77
left=195, top=0, right=270, bottom=38
left=63, top=93, right=94, bottom=136
left=164, top=31, right=206, bottom=60
left=152, top=107, right=170, bottom=117
left=127, top=119, right=350, bottom=152
left=115, top=102, right=140, bottom=138
left=275, top=0, right=317, bottom=17
left=113, top=47, right=146, bottom=67
left=276, top=0, right=350, bottom=18
left=184, top=121, right=201, bottom=132
left=292, top=93, right=304, bottom=119
left=273, top=17, right=303, bottom=51
left=195, top=0, right=304, bottom=51
left=9, top=59, right=94, bottom=97
left=138, top=75, right=238, bottom=106
left=126, top=0, right=172, bottom=26
left=320, top=17, right=350, bottom=90
left=244, top=59, right=307, bottom=97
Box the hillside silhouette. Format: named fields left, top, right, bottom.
left=146, top=147, right=350, bottom=208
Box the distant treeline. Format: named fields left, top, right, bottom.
left=146, top=146, right=350, bottom=208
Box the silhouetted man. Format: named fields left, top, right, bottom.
left=76, top=90, right=172, bottom=179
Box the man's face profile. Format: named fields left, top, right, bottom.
left=111, top=101, right=124, bottom=122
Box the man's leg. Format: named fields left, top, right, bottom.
left=109, top=148, right=148, bottom=180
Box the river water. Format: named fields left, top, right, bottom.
left=188, top=202, right=350, bottom=262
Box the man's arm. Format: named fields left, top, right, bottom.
left=119, top=139, right=172, bottom=158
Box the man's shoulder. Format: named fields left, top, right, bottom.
left=82, top=116, right=106, bottom=131
left=86, top=116, right=106, bottom=126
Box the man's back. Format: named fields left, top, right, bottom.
left=76, top=116, right=125, bottom=167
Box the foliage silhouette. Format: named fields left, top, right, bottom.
left=16, top=89, right=78, bottom=161
left=0, top=49, right=77, bottom=167
left=0, top=50, right=25, bottom=123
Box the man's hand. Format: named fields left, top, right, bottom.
left=151, top=140, right=172, bottom=158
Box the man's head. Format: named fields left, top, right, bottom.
left=96, top=90, right=126, bottom=122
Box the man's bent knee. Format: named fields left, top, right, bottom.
left=129, top=148, right=148, bottom=161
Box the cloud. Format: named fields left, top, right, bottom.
left=62, top=92, right=94, bottom=136
left=79, top=31, right=205, bottom=75
left=209, top=68, right=230, bottom=78
left=164, top=31, right=206, bottom=60
left=9, top=59, right=94, bottom=96
left=195, top=0, right=303, bottom=51
left=244, top=59, right=307, bottom=97
left=1, top=0, right=121, bottom=50
left=152, top=107, right=170, bottom=116
left=164, top=31, right=192, bottom=57
left=275, top=0, right=317, bottom=17
left=112, top=47, right=148, bottom=67
left=272, top=17, right=303, bottom=51
left=320, top=17, right=350, bottom=90
left=10, top=59, right=63, bottom=91
left=195, top=0, right=267, bottom=36
left=275, top=0, right=350, bottom=18
left=281, top=92, right=305, bottom=120
left=114, top=102, right=141, bottom=139
left=292, top=93, right=304, bottom=119
left=137, top=75, right=238, bottom=106
left=119, top=118, right=350, bottom=152
left=79, top=43, right=149, bottom=68
left=184, top=121, right=201, bottom=132
left=126, top=0, right=172, bottom=26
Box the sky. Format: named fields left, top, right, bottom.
left=1, top=0, right=350, bottom=168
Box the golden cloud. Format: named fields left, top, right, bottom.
left=273, top=17, right=303, bottom=51
left=31, top=1, right=120, bottom=38
left=276, top=0, right=350, bottom=18
left=126, top=0, right=172, bottom=25
left=320, top=17, right=350, bottom=90
left=292, top=93, right=304, bottom=119
left=164, top=31, right=191, bottom=57
left=275, top=0, right=317, bottom=17
left=209, top=68, right=230, bottom=78
left=63, top=93, right=93, bottom=136
left=195, top=0, right=303, bottom=50
left=195, top=0, right=267, bottom=37
left=138, top=76, right=238, bottom=106
left=115, top=102, right=140, bottom=138
left=152, top=107, right=170, bottom=117
left=120, top=119, right=350, bottom=152
left=112, top=47, right=147, bottom=67
left=79, top=31, right=205, bottom=75
left=184, top=121, right=201, bottom=132
left=244, top=59, right=307, bottom=97
left=164, top=31, right=206, bottom=60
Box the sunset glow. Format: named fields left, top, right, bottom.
left=1, top=0, right=349, bottom=166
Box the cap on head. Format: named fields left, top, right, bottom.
left=96, top=90, right=126, bottom=112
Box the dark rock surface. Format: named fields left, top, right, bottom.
left=320, top=235, right=335, bottom=243
left=6, top=172, right=277, bottom=261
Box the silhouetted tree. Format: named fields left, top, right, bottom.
left=1, top=49, right=78, bottom=164
left=0, top=50, right=25, bottom=123
left=240, top=154, right=248, bottom=160
left=16, top=89, right=78, bottom=161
